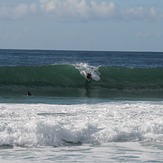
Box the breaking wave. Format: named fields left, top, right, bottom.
left=0, top=102, right=163, bottom=147
left=0, top=63, right=163, bottom=98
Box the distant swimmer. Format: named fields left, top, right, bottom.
left=26, top=91, right=32, bottom=96
left=86, top=73, right=92, bottom=81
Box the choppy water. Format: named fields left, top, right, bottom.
left=0, top=101, right=163, bottom=162
left=0, top=49, right=163, bottom=162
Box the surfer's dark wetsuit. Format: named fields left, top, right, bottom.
left=85, top=73, right=92, bottom=97
left=26, top=91, right=32, bottom=96
left=86, top=73, right=92, bottom=81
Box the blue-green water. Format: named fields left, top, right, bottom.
left=0, top=49, right=163, bottom=162
left=0, top=49, right=163, bottom=100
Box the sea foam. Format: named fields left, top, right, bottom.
left=0, top=102, right=163, bottom=147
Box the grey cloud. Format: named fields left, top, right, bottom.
left=0, top=0, right=162, bottom=21
left=0, top=3, right=36, bottom=20
left=38, top=0, right=163, bottom=21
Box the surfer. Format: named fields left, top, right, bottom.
left=26, top=91, right=32, bottom=96
left=85, top=73, right=92, bottom=96
left=86, top=73, right=92, bottom=81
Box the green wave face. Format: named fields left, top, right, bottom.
left=0, top=65, right=84, bottom=87
left=99, top=67, right=163, bottom=89
left=0, top=64, right=163, bottom=98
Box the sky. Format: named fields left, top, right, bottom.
left=0, top=0, right=163, bottom=52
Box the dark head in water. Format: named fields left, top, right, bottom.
left=86, top=73, right=92, bottom=81
left=26, top=91, right=32, bottom=96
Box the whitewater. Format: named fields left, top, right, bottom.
left=0, top=101, right=163, bottom=162
left=0, top=49, right=163, bottom=162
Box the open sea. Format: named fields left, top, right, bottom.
left=0, top=49, right=163, bottom=162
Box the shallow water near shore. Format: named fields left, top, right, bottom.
left=0, top=100, right=163, bottom=162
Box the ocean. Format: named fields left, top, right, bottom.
left=0, top=49, right=163, bottom=162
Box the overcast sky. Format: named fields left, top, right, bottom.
left=0, top=0, right=163, bottom=51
